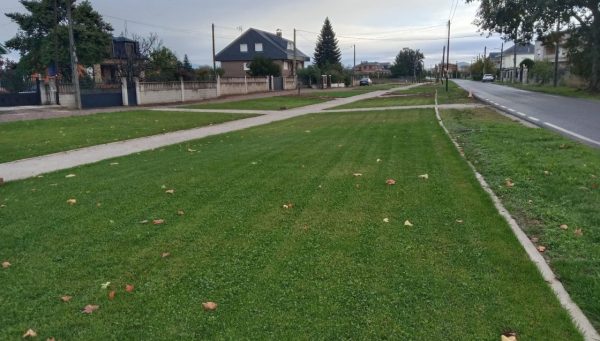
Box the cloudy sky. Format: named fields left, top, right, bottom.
left=1, top=0, right=506, bottom=68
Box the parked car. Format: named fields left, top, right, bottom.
left=359, top=77, right=372, bottom=86
left=482, top=74, right=495, bottom=82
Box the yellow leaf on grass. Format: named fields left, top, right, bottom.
left=61, top=295, right=72, bottom=302
left=418, top=174, right=429, bottom=180
left=560, top=224, right=569, bottom=230
left=202, top=301, right=218, bottom=311
left=165, top=189, right=175, bottom=194
left=386, top=179, right=396, bottom=185
left=66, top=198, right=77, bottom=205
left=404, top=220, right=413, bottom=227
left=23, top=329, right=37, bottom=338
left=2, top=261, right=10, bottom=269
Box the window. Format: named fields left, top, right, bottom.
left=243, top=63, right=250, bottom=71
left=240, top=44, right=248, bottom=52
left=287, top=42, right=294, bottom=50
left=283, top=61, right=288, bottom=70
left=255, top=43, right=263, bottom=52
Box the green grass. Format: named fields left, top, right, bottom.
left=183, top=95, right=330, bottom=110
left=329, top=94, right=434, bottom=109
left=436, top=81, right=476, bottom=104
left=0, top=109, right=581, bottom=339
left=0, top=110, right=256, bottom=163
left=441, top=107, right=600, bottom=330
left=497, top=82, right=600, bottom=101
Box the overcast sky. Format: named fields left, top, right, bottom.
left=1, top=0, right=506, bottom=68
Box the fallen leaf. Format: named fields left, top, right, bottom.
left=574, top=228, right=583, bottom=237
left=353, top=173, right=363, bottom=177
left=282, top=203, right=294, bottom=209
left=404, top=220, right=413, bottom=227
left=376, top=158, right=382, bottom=163
left=501, top=333, right=517, bottom=341
left=531, top=236, right=539, bottom=243
left=456, top=219, right=464, bottom=224
left=202, top=301, right=218, bottom=311
left=66, top=198, right=77, bottom=205
left=505, top=179, right=515, bottom=188
left=125, top=284, right=134, bottom=292
left=161, top=252, right=171, bottom=258
left=109, top=162, right=119, bottom=166
left=543, top=170, right=550, bottom=175
left=528, top=199, right=533, bottom=204
left=418, top=174, right=429, bottom=180
left=386, top=179, right=396, bottom=185
left=304, top=130, right=311, bottom=133
left=187, top=148, right=197, bottom=152
left=537, top=245, right=546, bottom=253
left=101, top=282, right=111, bottom=289
left=47, top=337, right=56, bottom=341
left=383, top=218, right=390, bottom=223
left=161, top=185, right=166, bottom=189
left=560, top=224, right=569, bottom=230
left=2, top=261, right=11, bottom=269
left=108, top=291, right=116, bottom=300
left=139, top=220, right=149, bottom=224
left=251, top=161, right=258, bottom=165
left=65, top=174, right=76, bottom=178
left=177, top=210, right=185, bottom=216
left=165, top=189, right=175, bottom=194
left=23, top=329, right=37, bottom=338
left=152, top=219, right=165, bottom=225
left=61, top=295, right=72, bottom=302
left=82, top=304, right=99, bottom=314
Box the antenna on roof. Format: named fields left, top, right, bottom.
left=276, top=29, right=282, bottom=37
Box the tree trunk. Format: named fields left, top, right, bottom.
left=591, top=10, right=600, bottom=91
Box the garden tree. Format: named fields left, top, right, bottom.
left=297, top=64, right=321, bottom=85
left=145, top=47, right=180, bottom=81
left=314, top=17, right=342, bottom=69
left=195, top=65, right=223, bottom=80
left=469, top=58, right=496, bottom=81
left=466, top=0, right=600, bottom=91
left=116, top=32, right=163, bottom=81
left=179, top=54, right=195, bottom=80
left=5, top=0, right=112, bottom=77
left=248, top=55, right=281, bottom=77
left=390, top=48, right=424, bottom=78
left=182, top=55, right=193, bottom=72
left=531, top=60, right=553, bottom=84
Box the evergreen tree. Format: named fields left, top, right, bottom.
left=390, top=48, right=424, bottom=78
left=182, top=54, right=193, bottom=71
left=314, top=17, right=342, bottom=69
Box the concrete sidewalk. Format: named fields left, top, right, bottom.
left=0, top=84, right=422, bottom=182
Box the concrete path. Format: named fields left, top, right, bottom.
left=454, top=79, right=600, bottom=148
left=324, top=103, right=484, bottom=113
left=0, top=84, right=423, bottom=182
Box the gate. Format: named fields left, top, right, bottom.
left=127, top=83, right=137, bottom=106
left=272, top=76, right=284, bottom=91
left=0, top=78, right=41, bottom=107
left=80, top=82, right=123, bottom=109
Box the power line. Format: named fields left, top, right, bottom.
left=296, top=29, right=480, bottom=42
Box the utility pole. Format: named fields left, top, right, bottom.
left=499, top=41, right=504, bottom=82
left=445, top=20, right=450, bottom=92
left=53, top=0, right=60, bottom=104
left=212, top=23, right=217, bottom=80
left=482, top=46, right=487, bottom=77
left=293, top=28, right=297, bottom=76
left=66, top=0, right=81, bottom=110
left=512, top=34, right=518, bottom=83
left=553, top=20, right=561, bottom=87
left=441, top=45, right=446, bottom=84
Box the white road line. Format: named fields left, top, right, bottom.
left=528, top=116, right=540, bottom=122
left=508, top=108, right=516, bottom=112
left=544, top=122, right=600, bottom=147
left=516, top=112, right=526, bottom=116
left=500, top=105, right=508, bottom=109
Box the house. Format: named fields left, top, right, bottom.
left=534, top=33, right=569, bottom=66
left=496, top=43, right=535, bottom=70
left=92, top=36, right=143, bottom=83
left=354, top=61, right=392, bottom=77
left=215, top=28, right=310, bottom=77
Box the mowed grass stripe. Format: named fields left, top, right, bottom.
left=0, top=110, right=580, bottom=339
left=0, top=110, right=257, bottom=163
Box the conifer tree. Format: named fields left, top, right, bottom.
left=314, top=17, right=342, bottom=69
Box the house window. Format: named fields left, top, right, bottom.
left=287, top=42, right=294, bottom=50
left=255, top=43, right=263, bottom=52
left=243, top=63, right=250, bottom=71
left=240, top=44, right=248, bottom=52
left=283, top=61, right=288, bottom=70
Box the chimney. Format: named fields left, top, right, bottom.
left=276, top=29, right=282, bottom=37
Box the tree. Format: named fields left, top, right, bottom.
left=145, top=47, right=179, bottom=81
left=466, top=0, right=600, bottom=91
left=314, top=17, right=342, bottom=69
left=531, top=60, right=553, bottom=84
left=4, top=0, right=113, bottom=77
left=297, top=64, right=321, bottom=85
left=390, top=48, right=424, bottom=79
left=470, top=58, right=497, bottom=80
left=0, top=44, right=6, bottom=55
left=248, top=55, right=281, bottom=77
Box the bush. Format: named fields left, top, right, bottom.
left=531, top=61, right=553, bottom=84
left=248, top=55, right=281, bottom=77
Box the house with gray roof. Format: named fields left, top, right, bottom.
left=215, top=28, right=310, bottom=77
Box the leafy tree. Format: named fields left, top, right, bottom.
left=520, top=58, right=535, bottom=69
left=182, top=54, right=193, bottom=72
left=390, top=48, right=424, bottom=79
left=531, top=60, right=553, bottom=84
left=314, top=17, right=342, bottom=69
left=297, top=65, right=321, bottom=85
left=248, top=55, right=281, bottom=77
left=466, top=0, right=600, bottom=90
left=146, top=47, right=179, bottom=81
left=4, top=0, right=113, bottom=77
left=470, top=58, right=497, bottom=80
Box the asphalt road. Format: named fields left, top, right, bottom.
left=453, top=79, right=600, bottom=148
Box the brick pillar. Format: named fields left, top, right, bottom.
left=121, top=77, right=129, bottom=106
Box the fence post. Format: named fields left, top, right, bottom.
left=134, top=78, right=142, bottom=106
left=48, top=78, right=57, bottom=105
left=266, top=76, right=269, bottom=91
left=121, top=77, right=129, bottom=106
left=180, top=77, right=185, bottom=102
left=39, top=79, right=48, bottom=105
left=216, top=75, right=221, bottom=97
left=244, top=76, right=248, bottom=94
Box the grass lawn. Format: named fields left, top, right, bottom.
left=496, top=82, right=600, bottom=101
left=0, top=110, right=256, bottom=163
left=329, top=94, right=434, bottom=109
left=436, top=80, right=476, bottom=104
left=183, top=95, right=330, bottom=110
left=441, top=107, right=600, bottom=330
left=0, top=109, right=581, bottom=339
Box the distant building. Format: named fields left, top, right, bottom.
left=215, top=28, right=310, bottom=77
left=353, top=61, right=392, bottom=77
left=534, top=34, right=569, bottom=66
left=93, top=36, right=143, bottom=83
left=495, top=43, right=535, bottom=70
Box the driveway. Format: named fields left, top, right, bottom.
left=454, top=79, right=600, bottom=148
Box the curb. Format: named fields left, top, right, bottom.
left=434, top=91, right=600, bottom=341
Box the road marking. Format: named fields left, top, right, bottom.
left=516, top=112, right=526, bottom=116
left=500, top=105, right=508, bottom=109
left=543, top=122, right=600, bottom=147
left=508, top=108, right=516, bottom=112
left=528, top=116, right=540, bottom=122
